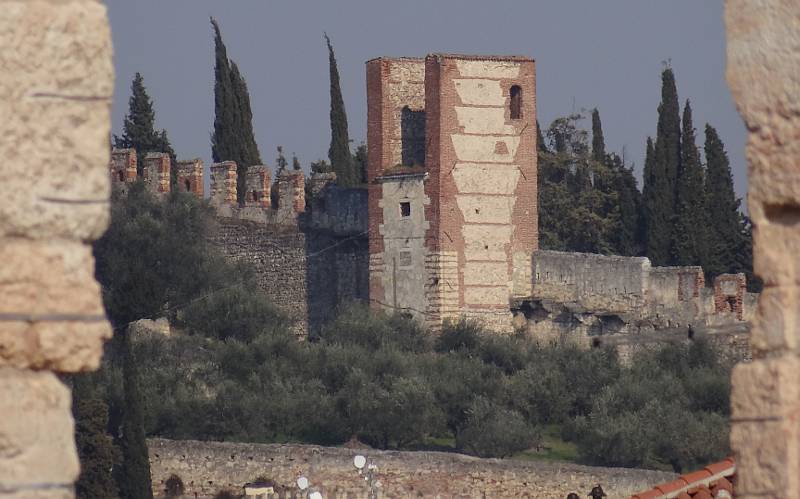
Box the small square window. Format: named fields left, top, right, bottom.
left=400, top=202, right=411, bottom=217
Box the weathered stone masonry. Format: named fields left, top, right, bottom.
left=0, top=1, right=114, bottom=497
left=148, top=438, right=676, bottom=499
left=368, top=54, right=538, bottom=333
left=111, top=152, right=369, bottom=337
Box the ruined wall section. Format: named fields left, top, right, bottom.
left=424, top=55, right=537, bottom=333
left=148, top=438, right=675, bottom=499
left=532, top=250, right=649, bottom=312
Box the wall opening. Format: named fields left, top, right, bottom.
left=252, top=190, right=259, bottom=202
left=511, top=85, right=522, bottom=120
left=510, top=85, right=522, bottom=119
left=401, top=106, right=426, bottom=166
left=118, top=170, right=125, bottom=182
left=400, top=201, right=411, bottom=217
left=184, top=179, right=191, bottom=191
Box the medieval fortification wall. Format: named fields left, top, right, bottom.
left=148, top=438, right=676, bottom=499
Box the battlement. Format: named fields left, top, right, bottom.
left=176, top=158, right=204, bottom=197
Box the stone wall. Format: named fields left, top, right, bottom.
left=725, top=1, right=800, bottom=497
left=148, top=439, right=675, bottom=499
left=0, top=1, right=114, bottom=497
left=208, top=184, right=369, bottom=337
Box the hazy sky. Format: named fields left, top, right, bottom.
left=106, top=1, right=748, bottom=198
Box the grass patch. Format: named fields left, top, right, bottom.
left=512, top=425, right=579, bottom=463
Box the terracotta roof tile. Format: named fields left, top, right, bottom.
left=630, top=458, right=736, bottom=499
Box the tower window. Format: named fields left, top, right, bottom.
left=185, top=179, right=191, bottom=191
left=118, top=170, right=125, bottom=182
left=510, top=85, right=522, bottom=119
left=400, top=202, right=411, bottom=217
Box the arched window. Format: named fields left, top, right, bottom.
left=510, top=85, right=522, bottom=120
left=118, top=170, right=125, bottom=182
left=184, top=179, right=191, bottom=191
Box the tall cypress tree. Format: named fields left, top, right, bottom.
left=672, top=100, right=708, bottom=266
left=644, top=67, right=682, bottom=265
left=115, top=73, right=174, bottom=177
left=210, top=18, right=263, bottom=204
left=73, top=375, right=120, bottom=499
left=609, top=153, right=643, bottom=256
left=704, top=124, right=744, bottom=277
left=114, top=331, right=153, bottom=499
left=325, top=33, right=356, bottom=186
left=591, top=108, right=606, bottom=162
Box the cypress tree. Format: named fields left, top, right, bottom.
left=115, top=73, right=174, bottom=177
left=354, top=142, right=368, bottom=183
left=73, top=375, right=120, bottom=499
left=210, top=18, right=262, bottom=204
left=644, top=67, right=682, bottom=265
left=292, top=153, right=302, bottom=171
left=591, top=108, right=606, bottom=162
left=672, top=100, right=708, bottom=266
left=115, top=331, right=154, bottom=499
left=609, top=153, right=643, bottom=256
left=325, top=33, right=356, bottom=186
left=704, top=124, right=744, bottom=276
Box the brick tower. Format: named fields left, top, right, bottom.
left=367, top=54, right=537, bottom=332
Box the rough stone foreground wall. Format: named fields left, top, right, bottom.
left=148, top=439, right=675, bottom=499
left=0, top=1, right=113, bottom=498
left=725, top=1, right=800, bottom=497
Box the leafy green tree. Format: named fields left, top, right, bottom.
left=114, top=73, right=176, bottom=178
left=115, top=331, right=154, bottom=499
left=644, top=67, right=682, bottom=265
left=210, top=18, right=263, bottom=204
left=456, top=397, right=539, bottom=458
left=73, top=375, right=120, bottom=499
left=672, top=100, right=708, bottom=266
left=94, top=184, right=217, bottom=328
left=325, top=33, right=356, bottom=186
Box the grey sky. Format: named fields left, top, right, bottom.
left=107, top=0, right=747, bottom=199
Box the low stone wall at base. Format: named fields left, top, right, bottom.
left=148, top=438, right=675, bottom=499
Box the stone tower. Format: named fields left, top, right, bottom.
left=367, top=54, right=537, bottom=332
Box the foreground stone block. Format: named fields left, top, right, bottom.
left=731, top=356, right=800, bottom=419
left=0, top=369, right=79, bottom=489
left=0, top=1, right=113, bottom=241
left=0, top=240, right=111, bottom=371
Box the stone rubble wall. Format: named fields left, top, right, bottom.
left=148, top=438, right=676, bottom=499
left=0, top=1, right=114, bottom=497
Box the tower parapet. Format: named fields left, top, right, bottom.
left=277, top=170, right=305, bottom=218
left=245, top=165, right=271, bottom=208
left=143, top=152, right=171, bottom=195
left=209, top=161, right=238, bottom=207
left=110, top=148, right=138, bottom=193
left=176, top=159, right=204, bottom=197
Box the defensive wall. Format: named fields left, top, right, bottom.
left=517, top=250, right=756, bottom=361
left=147, top=438, right=676, bottom=499
left=111, top=149, right=369, bottom=338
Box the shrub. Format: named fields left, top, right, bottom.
left=456, top=397, right=539, bottom=458
left=164, top=474, right=185, bottom=497
left=436, top=317, right=483, bottom=353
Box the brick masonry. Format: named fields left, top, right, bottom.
left=368, top=54, right=537, bottom=333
